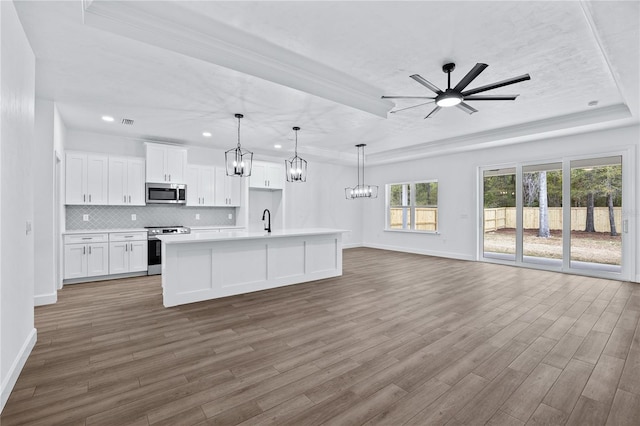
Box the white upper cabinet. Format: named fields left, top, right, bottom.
left=145, top=143, right=187, bottom=183
left=108, top=156, right=145, bottom=205
left=249, top=161, right=284, bottom=190
left=187, top=165, right=215, bottom=206
left=214, top=168, right=242, bottom=207
left=65, top=152, right=108, bottom=205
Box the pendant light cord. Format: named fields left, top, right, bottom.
left=237, top=116, right=241, bottom=149
left=294, top=129, right=298, bottom=156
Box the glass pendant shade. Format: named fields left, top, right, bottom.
left=285, top=126, right=307, bottom=182
left=225, top=113, right=253, bottom=177
left=345, top=144, right=378, bottom=199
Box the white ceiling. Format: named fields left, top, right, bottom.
left=14, top=1, right=640, bottom=164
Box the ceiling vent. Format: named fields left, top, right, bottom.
left=121, top=118, right=134, bottom=126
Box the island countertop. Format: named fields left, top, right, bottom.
left=157, top=228, right=349, bottom=244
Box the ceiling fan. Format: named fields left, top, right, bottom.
left=382, top=62, right=531, bottom=119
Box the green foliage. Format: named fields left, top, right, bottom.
left=483, top=174, right=516, bottom=208
left=390, top=182, right=438, bottom=206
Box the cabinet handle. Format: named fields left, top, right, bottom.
left=83, top=246, right=86, bottom=255
left=89, top=246, right=92, bottom=255
left=124, top=195, right=126, bottom=203
left=82, top=237, right=92, bottom=240
left=129, top=195, right=131, bottom=203
left=169, top=174, right=171, bottom=181
left=164, top=174, right=167, bottom=181
left=89, top=194, right=92, bottom=202
left=84, top=194, right=86, bottom=202
left=124, top=235, right=133, bottom=238
left=125, top=243, right=128, bottom=252
left=130, top=243, right=133, bottom=252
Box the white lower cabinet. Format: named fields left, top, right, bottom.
left=63, top=233, right=109, bottom=279
left=109, top=232, right=148, bottom=274
left=64, top=231, right=147, bottom=282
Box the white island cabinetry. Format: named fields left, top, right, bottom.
left=160, top=229, right=346, bottom=307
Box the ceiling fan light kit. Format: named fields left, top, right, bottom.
left=225, top=113, right=253, bottom=177
left=285, top=126, right=307, bottom=182
left=345, top=144, right=378, bottom=200
left=382, top=62, right=531, bottom=118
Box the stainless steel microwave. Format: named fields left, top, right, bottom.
left=145, top=183, right=187, bottom=204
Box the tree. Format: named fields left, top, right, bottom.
left=538, top=171, right=550, bottom=237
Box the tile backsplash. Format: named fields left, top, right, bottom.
left=66, top=205, right=235, bottom=230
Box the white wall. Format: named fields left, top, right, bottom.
left=33, top=99, right=56, bottom=305
left=0, top=0, right=37, bottom=412
left=363, top=124, right=639, bottom=281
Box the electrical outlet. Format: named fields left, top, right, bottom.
left=195, top=214, right=200, bottom=220
left=228, top=213, right=233, bottom=220
left=83, top=214, right=89, bottom=221
left=131, top=214, right=137, bottom=221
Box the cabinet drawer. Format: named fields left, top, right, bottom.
left=109, top=232, right=147, bottom=242
left=64, top=233, right=109, bottom=244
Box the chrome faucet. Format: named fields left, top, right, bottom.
left=262, top=209, right=271, bottom=233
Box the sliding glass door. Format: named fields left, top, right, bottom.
left=569, top=156, right=622, bottom=273
left=481, top=154, right=629, bottom=280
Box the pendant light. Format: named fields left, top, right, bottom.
left=345, top=144, right=378, bottom=199
left=225, top=113, right=253, bottom=177
left=285, top=126, right=307, bottom=182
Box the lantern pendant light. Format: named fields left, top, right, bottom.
left=345, top=144, right=378, bottom=199
left=285, top=126, right=307, bottom=182
left=225, top=113, right=253, bottom=177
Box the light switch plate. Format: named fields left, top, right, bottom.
left=228, top=213, right=233, bottom=220
left=195, top=214, right=200, bottom=220
left=131, top=214, right=137, bottom=221
left=83, top=214, right=89, bottom=221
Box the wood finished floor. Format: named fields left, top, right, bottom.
left=2, top=248, right=640, bottom=425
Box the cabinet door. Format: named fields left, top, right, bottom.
left=227, top=174, right=242, bottom=206
left=165, top=147, right=186, bottom=183
left=65, top=153, right=87, bottom=204
left=109, top=242, right=129, bottom=274
left=64, top=244, right=87, bottom=279
left=186, top=166, right=200, bottom=206
left=267, top=163, right=285, bottom=189
left=129, top=240, right=148, bottom=272
left=214, top=168, right=227, bottom=206
left=249, top=162, right=268, bottom=189
left=127, top=158, right=146, bottom=205
left=86, top=155, right=109, bottom=205
left=146, top=144, right=167, bottom=183
left=108, top=157, right=128, bottom=205
left=87, top=243, right=109, bottom=277
left=201, top=166, right=215, bottom=206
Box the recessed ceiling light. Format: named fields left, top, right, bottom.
left=101, top=115, right=114, bottom=122
left=274, top=144, right=282, bottom=149
left=588, top=100, right=599, bottom=107
left=202, top=132, right=212, bottom=137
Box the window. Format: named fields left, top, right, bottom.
left=387, top=180, right=438, bottom=232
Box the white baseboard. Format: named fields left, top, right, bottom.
left=343, top=243, right=363, bottom=249
left=34, top=292, right=57, bottom=306
left=362, top=243, right=475, bottom=262
left=1, top=328, right=37, bottom=413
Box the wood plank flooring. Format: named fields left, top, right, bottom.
left=2, top=248, right=639, bottom=425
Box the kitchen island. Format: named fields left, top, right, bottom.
left=158, top=228, right=348, bottom=307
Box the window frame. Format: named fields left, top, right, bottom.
left=385, top=179, right=439, bottom=234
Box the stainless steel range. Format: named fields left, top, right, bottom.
left=146, top=226, right=190, bottom=275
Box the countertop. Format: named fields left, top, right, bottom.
left=63, top=226, right=244, bottom=235
left=157, top=228, right=349, bottom=244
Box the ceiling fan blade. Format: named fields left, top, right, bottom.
left=456, top=102, right=478, bottom=115
left=390, top=101, right=435, bottom=114
left=424, top=106, right=442, bottom=119
left=464, top=95, right=519, bottom=101
left=452, top=63, right=488, bottom=92
left=381, top=96, right=436, bottom=99
left=410, top=74, right=443, bottom=94
left=461, top=74, right=531, bottom=96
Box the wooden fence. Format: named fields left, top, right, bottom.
left=484, top=207, right=621, bottom=232
left=390, top=208, right=437, bottom=231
